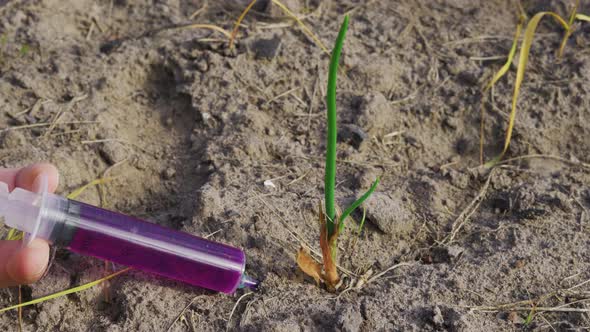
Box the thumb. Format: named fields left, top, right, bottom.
left=0, top=239, right=50, bottom=287
left=0, top=163, right=57, bottom=288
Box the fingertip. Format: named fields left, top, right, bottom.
left=6, top=239, right=50, bottom=285
left=15, top=163, right=60, bottom=193
left=0, top=168, right=18, bottom=191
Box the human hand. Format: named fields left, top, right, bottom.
left=0, top=163, right=59, bottom=288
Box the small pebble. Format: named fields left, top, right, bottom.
left=0, top=130, right=26, bottom=149
left=432, top=306, right=444, bottom=326
left=162, top=167, right=176, bottom=179
left=507, top=311, right=524, bottom=324
left=196, top=59, right=209, bottom=72
left=99, top=142, right=127, bottom=165
left=250, top=35, right=282, bottom=60
left=338, top=124, right=368, bottom=149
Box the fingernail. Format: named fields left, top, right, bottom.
left=31, top=174, right=48, bottom=193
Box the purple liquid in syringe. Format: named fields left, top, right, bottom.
left=58, top=201, right=246, bottom=293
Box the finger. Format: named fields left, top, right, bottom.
left=0, top=239, right=50, bottom=287
left=0, top=168, right=19, bottom=191
left=15, top=163, right=59, bottom=193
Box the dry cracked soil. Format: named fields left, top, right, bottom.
left=1, top=0, right=590, bottom=331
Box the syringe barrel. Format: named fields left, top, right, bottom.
left=1, top=186, right=247, bottom=293
left=53, top=199, right=246, bottom=293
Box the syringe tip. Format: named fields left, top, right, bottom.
left=239, top=274, right=259, bottom=290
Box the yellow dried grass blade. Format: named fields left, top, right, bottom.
left=6, top=228, right=17, bottom=241
left=270, top=0, right=330, bottom=55
left=488, top=12, right=570, bottom=166
left=7, top=229, right=25, bottom=241
left=179, top=24, right=231, bottom=39
left=483, top=16, right=524, bottom=92
left=479, top=14, right=526, bottom=164
left=480, top=15, right=524, bottom=164
left=17, top=286, right=22, bottom=332
left=0, top=268, right=131, bottom=313
left=569, top=0, right=580, bottom=24
left=229, top=0, right=330, bottom=55
left=558, top=0, right=579, bottom=57
left=229, top=0, right=258, bottom=49
left=576, top=13, right=590, bottom=22
left=67, top=177, right=114, bottom=200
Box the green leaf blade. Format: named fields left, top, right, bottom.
left=325, top=15, right=349, bottom=237
left=339, top=177, right=380, bottom=233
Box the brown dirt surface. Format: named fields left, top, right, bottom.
left=1, top=0, right=590, bottom=331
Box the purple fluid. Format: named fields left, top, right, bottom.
left=63, top=201, right=246, bottom=293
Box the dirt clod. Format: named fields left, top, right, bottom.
left=338, top=124, right=368, bottom=149
left=250, top=35, right=282, bottom=60
left=355, top=91, right=393, bottom=135
left=0, top=130, right=26, bottom=149
left=98, top=142, right=128, bottom=165
left=363, top=192, right=416, bottom=235
left=337, top=304, right=363, bottom=332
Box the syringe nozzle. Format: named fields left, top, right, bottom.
left=239, top=274, right=259, bottom=290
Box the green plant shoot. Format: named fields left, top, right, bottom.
left=325, top=15, right=379, bottom=239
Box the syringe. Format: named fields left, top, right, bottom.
left=0, top=176, right=258, bottom=294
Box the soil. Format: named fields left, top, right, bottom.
left=1, top=0, right=590, bottom=331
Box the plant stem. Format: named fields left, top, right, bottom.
left=325, top=15, right=349, bottom=237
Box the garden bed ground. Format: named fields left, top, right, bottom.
left=1, top=0, right=590, bottom=331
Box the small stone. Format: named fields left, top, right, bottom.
left=201, top=112, right=216, bottom=127
left=263, top=179, right=276, bottom=189
left=430, top=247, right=452, bottom=264
left=364, top=192, right=416, bottom=235
left=162, top=167, right=176, bottom=179
left=548, top=190, right=573, bottom=212
left=444, top=56, right=465, bottom=76
left=506, top=311, right=524, bottom=324
left=337, top=304, right=363, bottom=332
left=24, top=114, right=37, bottom=124
left=513, top=185, right=536, bottom=212
left=457, top=70, right=479, bottom=86
left=446, top=169, right=470, bottom=189
left=356, top=167, right=381, bottom=189
left=446, top=245, right=464, bottom=259
left=250, top=35, right=282, bottom=60
left=513, top=259, right=526, bottom=269
left=338, top=124, right=368, bottom=149
left=454, top=136, right=472, bottom=155
left=443, top=116, right=460, bottom=130
left=242, top=136, right=267, bottom=159
left=98, top=142, right=127, bottom=165
left=356, top=92, right=393, bottom=135
left=196, top=59, right=209, bottom=72
left=349, top=55, right=403, bottom=94
left=432, top=306, right=445, bottom=326
left=0, top=130, right=26, bottom=149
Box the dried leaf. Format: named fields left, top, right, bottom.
left=296, top=247, right=322, bottom=285
left=483, top=16, right=524, bottom=93
left=318, top=203, right=340, bottom=290
left=323, top=231, right=340, bottom=289
left=487, top=12, right=570, bottom=166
